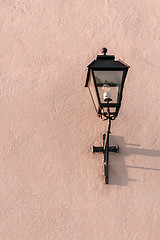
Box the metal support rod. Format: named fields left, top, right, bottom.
left=92, top=116, right=119, bottom=184
left=104, top=118, right=111, bottom=184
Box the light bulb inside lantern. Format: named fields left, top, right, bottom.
left=102, top=84, right=112, bottom=102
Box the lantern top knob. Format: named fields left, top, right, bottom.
left=101, top=47, right=107, bottom=55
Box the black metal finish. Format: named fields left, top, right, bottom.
left=85, top=48, right=130, bottom=120
left=101, top=47, right=107, bottom=55
left=92, top=119, right=119, bottom=184
left=85, top=48, right=130, bottom=184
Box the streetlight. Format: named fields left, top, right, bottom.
left=85, top=48, right=130, bottom=184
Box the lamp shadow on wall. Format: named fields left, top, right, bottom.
left=109, top=135, right=160, bottom=186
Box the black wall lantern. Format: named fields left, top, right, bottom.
left=85, top=48, right=130, bottom=184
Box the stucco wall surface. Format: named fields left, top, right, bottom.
left=0, top=0, right=160, bottom=239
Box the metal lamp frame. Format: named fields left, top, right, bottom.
left=85, top=48, right=130, bottom=184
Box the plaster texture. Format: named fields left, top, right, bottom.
left=0, top=0, right=160, bottom=239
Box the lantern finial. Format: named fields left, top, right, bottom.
left=101, top=47, right=107, bottom=55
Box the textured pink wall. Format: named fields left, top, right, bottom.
left=0, top=0, right=160, bottom=239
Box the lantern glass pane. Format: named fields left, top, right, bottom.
left=88, top=71, right=99, bottom=111
left=94, top=71, right=123, bottom=85
left=94, top=71, right=123, bottom=104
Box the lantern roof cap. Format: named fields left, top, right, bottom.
left=87, top=57, right=130, bottom=69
